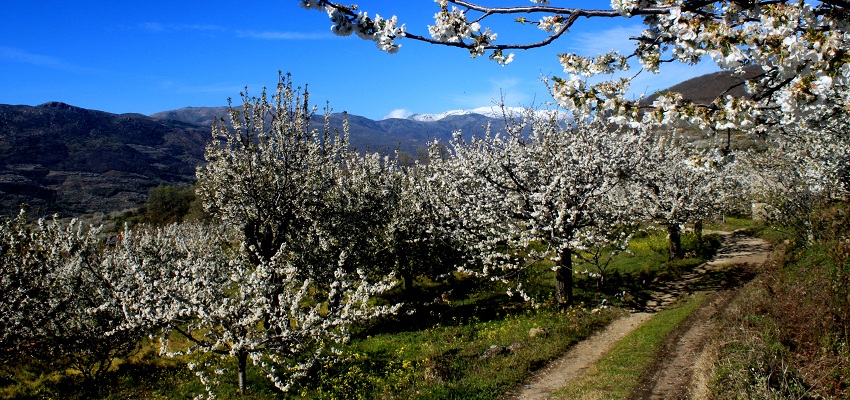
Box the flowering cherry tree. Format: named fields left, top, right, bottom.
left=730, top=120, right=849, bottom=235
left=0, top=212, right=144, bottom=381
left=732, top=149, right=823, bottom=232
left=299, top=0, right=849, bottom=133
left=427, top=109, right=646, bottom=307
left=84, top=73, right=402, bottom=396
left=380, top=163, right=466, bottom=292
left=777, top=116, right=850, bottom=201
left=101, top=222, right=398, bottom=396
left=633, top=136, right=732, bottom=259
left=196, top=73, right=397, bottom=283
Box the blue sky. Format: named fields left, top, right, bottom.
left=0, top=1, right=719, bottom=120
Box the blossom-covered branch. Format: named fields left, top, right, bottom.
left=298, top=0, right=849, bottom=133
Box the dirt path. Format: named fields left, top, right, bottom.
left=507, top=312, right=654, bottom=400
left=507, top=231, right=771, bottom=400
left=630, top=231, right=771, bottom=400
left=640, top=230, right=771, bottom=313
left=628, top=290, right=736, bottom=400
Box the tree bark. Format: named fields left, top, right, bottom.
left=668, top=223, right=683, bottom=260
left=237, top=350, right=248, bottom=393
left=694, top=219, right=703, bottom=254
left=555, top=247, right=573, bottom=309
left=402, top=270, right=414, bottom=293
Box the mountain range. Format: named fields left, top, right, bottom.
left=149, top=106, right=502, bottom=154
left=0, top=68, right=750, bottom=216
left=0, top=103, right=498, bottom=216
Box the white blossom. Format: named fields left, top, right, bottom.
left=427, top=107, right=647, bottom=306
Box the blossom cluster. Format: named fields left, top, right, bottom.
left=301, top=0, right=405, bottom=53
left=556, top=0, right=849, bottom=131
left=0, top=213, right=145, bottom=379
left=425, top=108, right=648, bottom=305
left=101, top=221, right=398, bottom=396
left=298, top=0, right=849, bottom=138
left=303, top=0, right=515, bottom=64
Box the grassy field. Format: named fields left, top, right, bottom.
left=705, top=204, right=850, bottom=399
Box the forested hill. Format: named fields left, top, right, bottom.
left=645, top=66, right=762, bottom=104
left=0, top=102, right=209, bottom=216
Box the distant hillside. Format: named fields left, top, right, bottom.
left=646, top=66, right=762, bottom=104
left=150, top=107, right=497, bottom=155
left=150, top=106, right=228, bottom=126
left=0, top=103, right=497, bottom=216
left=0, top=102, right=209, bottom=216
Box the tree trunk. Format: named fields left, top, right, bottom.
left=555, top=247, right=573, bottom=309
left=403, top=270, right=414, bottom=293
left=668, top=223, right=683, bottom=260
left=237, top=350, right=248, bottom=393
left=694, top=219, right=703, bottom=254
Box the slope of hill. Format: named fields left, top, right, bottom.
left=150, top=106, right=228, bottom=126
left=1, top=103, right=498, bottom=216
left=0, top=102, right=209, bottom=215
left=645, top=66, right=762, bottom=105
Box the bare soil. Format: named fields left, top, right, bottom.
left=507, top=231, right=772, bottom=400
left=628, top=290, right=737, bottom=400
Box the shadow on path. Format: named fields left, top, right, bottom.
left=507, top=231, right=773, bottom=400
left=634, top=231, right=770, bottom=313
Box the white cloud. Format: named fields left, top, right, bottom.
left=139, top=23, right=226, bottom=33
left=0, top=46, right=97, bottom=73
left=446, top=76, right=538, bottom=110
left=381, top=108, right=414, bottom=120
left=236, top=30, right=332, bottom=40
left=137, top=22, right=330, bottom=40
left=566, top=24, right=644, bottom=55
left=558, top=24, right=723, bottom=100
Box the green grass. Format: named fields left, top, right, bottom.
left=553, top=293, right=709, bottom=400
left=705, top=216, right=757, bottom=232
left=0, top=303, right=619, bottom=400
left=574, top=226, right=722, bottom=309
left=304, top=305, right=621, bottom=399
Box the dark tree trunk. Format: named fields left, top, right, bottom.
left=237, top=350, right=248, bottom=392
left=694, top=219, right=704, bottom=254
left=403, top=270, right=414, bottom=293
left=668, top=223, right=683, bottom=260
left=555, top=247, right=573, bottom=309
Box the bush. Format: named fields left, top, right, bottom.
left=143, top=185, right=206, bottom=225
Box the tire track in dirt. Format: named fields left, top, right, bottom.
left=506, top=231, right=771, bottom=400
left=629, top=231, right=771, bottom=400
left=628, top=290, right=736, bottom=400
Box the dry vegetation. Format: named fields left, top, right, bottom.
left=707, top=203, right=850, bottom=399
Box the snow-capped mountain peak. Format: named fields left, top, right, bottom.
left=408, top=106, right=567, bottom=122
left=408, top=106, right=503, bottom=122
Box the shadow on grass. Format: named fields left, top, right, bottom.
left=361, top=291, right=527, bottom=337
left=573, top=232, right=739, bottom=310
